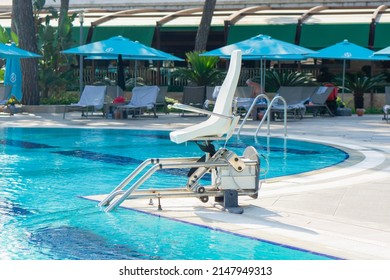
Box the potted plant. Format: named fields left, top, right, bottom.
left=6, top=96, right=19, bottom=115
left=338, top=73, right=386, bottom=116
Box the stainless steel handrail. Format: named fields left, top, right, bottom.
left=255, top=96, right=287, bottom=137
left=237, top=94, right=270, bottom=136
left=237, top=95, right=287, bottom=137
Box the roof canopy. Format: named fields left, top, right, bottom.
left=2, top=5, right=390, bottom=50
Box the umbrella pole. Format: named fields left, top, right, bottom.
left=117, top=55, right=120, bottom=97
left=80, top=55, right=84, bottom=96
left=263, top=59, right=266, bottom=92
left=342, top=59, right=346, bottom=102
left=260, top=59, right=264, bottom=91
left=135, top=60, right=138, bottom=87
left=258, top=58, right=266, bottom=93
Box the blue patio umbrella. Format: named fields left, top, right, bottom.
left=62, top=36, right=182, bottom=60
left=0, top=42, right=41, bottom=58
left=372, top=46, right=390, bottom=59
left=4, top=57, right=22, bottom=101
left=201, top=34, right=316, bottom=89
left=372, top=45, right=390, bottom=56
left=309, top=39, right=377, bottom=60
left=1, top=43, right=40, bottom=102
left=307, top=39, right=385, bottom=98
left=62, top=36, right=183, bottom=88
left=235, top=54, right=308, bottom=61
left=202, top=34, right=316, bottom=58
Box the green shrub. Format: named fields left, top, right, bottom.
left=260, top=70, right=316, bottom=92
left=364, top=108, right=384, bottom=114
left=40, top=92, right=79, bottom=105
left=173, top=51, right=224, bottom=86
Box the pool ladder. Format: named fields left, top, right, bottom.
left=237, top=94, right=287, bottom=137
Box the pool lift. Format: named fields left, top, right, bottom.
left=99, top=50, right=260, bottom=214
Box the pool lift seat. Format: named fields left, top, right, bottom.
left=99, top=50, right=260, bottom=214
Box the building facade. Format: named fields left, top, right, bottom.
left=2, top=1, right=390, bottom=96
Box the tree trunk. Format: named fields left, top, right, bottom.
left=194, top=0, right=216, bottom=52
left=12, top=0, right=40, bottom=105
left=58, top=0, right=70, bottom=45
left=354, top=92, right=364, bottom=109
left=60, top=0, right=70, bottom=23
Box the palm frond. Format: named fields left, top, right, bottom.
left=263, top=70, right=314, bottom=92
left=173, top=51, right=224, bottom=86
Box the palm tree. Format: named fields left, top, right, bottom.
left=263, top=70, right=315, bottom=92
left=12, top=0, right=40, bottom=105
left=194, top=0, right=217, bottom=51
left=338, top=73, right=386, bottom=109
left=174, top=51, right=224, bottom=87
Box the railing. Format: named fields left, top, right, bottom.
left=237, top=94, right=270, bottom=136
left=255, top=96, right=287, bottom=137
left=237, top=95, right=287, bottom=137
left=74, top=67, right=184, bottom=87
left=74, top=67, right=320, bottom=88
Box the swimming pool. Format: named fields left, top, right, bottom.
left=0, top=127, right=347, bottom=260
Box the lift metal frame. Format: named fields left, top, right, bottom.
left=99, top=146, right=260, bottom=213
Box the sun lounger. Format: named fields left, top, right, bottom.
left=234, top=86, right=253, bottom=114
left=63, top=85, right=107, bottom=119
left=204, top=86, right=221, bottom=110
left=0, top=85, right=14, bottom=115
left=305, top=86, right=336, bottom=117
left=117, top=85, right=159, bottom=118
left=180, top=86, right=206, bottom=116
left=271, top=86, right=316, bottom=119
left=0, top=85, right=12, bottom=105
left=384, top=86, right=390, bottom=122
left=155, top=85, right=168, bottom=114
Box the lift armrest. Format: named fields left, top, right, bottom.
left=169, top=103, right=233, bottom=119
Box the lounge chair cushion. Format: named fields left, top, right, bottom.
left=121, top=86, right=159, bottom=110
left=71, top=85, right=106, bottom=109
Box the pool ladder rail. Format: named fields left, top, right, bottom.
left=99, top=146, right=260, bottom=213
left=237, top=94, right=287, bottom=137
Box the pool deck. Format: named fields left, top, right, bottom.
left=1, top=111, right=390, bottom=260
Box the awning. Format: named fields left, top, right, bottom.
left=2, top=6, right=390, bottom=51
left=374, top=23, right=390, bottom=50
left=227, top=25, right=297, bottom=45
left=91, top=26, right=155, bottom=46
left=300, top=24, right=370, bottom=50
left=159, top=25, right=224, bottom=32
left=299, top=9, right=372, bottom=49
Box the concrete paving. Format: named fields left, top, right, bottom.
left=1, top=111, right=390, bottom=259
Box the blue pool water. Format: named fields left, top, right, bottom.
left=0, top=127, right=347, bottom=260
